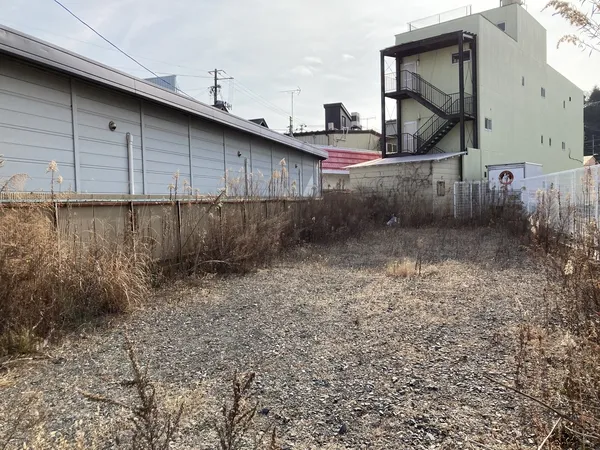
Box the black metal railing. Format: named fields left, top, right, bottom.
left=400, top=133, right=445, bottom=155
left=395, top=71, right=474, bottom=117
left=398, top=71, right=449, bottom=113
left=416, top=114, right=449, bottom=145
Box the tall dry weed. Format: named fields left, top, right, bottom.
left=0, top=205, right=150, bottom=355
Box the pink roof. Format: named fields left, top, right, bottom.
left=322, top=148, right=380, bottom=172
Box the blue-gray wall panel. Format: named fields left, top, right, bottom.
left=76, top=82, right=142, bottom=193
left=0, top=56, right=75, bottom=191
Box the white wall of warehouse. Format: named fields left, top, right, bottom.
left=0, top=55, right=321, bottom=196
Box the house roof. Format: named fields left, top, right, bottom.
left=322, top=148, right=381, bottom=174
left=0, top=25, right=326, bottom=160
left=347, top=152, right=466, bottom=168
left=249, top=118, right=269, bottom=128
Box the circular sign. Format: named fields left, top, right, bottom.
left=499, top=170, right=514, bottom=186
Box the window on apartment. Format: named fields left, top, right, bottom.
left=563, top=100, right=566, bottom=108
left=541, top=135, right=544, bottom=144
left=541, top=87, right=546, bottom=98
left=437, top=181, right=446, bottom=197
left=387, top=142, right=398, bottom=153
left=549, top=137, right=552, bottom=147
left=522, top=76, right=525, bottom=86
left=497, top=22, right=506, bottom=31
left=451, top=50, right=471, bottom=64
left=341, top=116, right=347, bottom=128
left=562, top=141, right=566, bottom=150
left=485, top=118, right=493, bottom=131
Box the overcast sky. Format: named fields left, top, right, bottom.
left=2, top=0, right=598, bottom=133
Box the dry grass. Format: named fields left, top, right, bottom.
left=511, top=193, right=600, bottom=447
left=386, top=259, right=418, bottom=278
left=0, top=205, right=150, bottom=356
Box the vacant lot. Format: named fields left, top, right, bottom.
left=0, top=227, right=545, bottom=449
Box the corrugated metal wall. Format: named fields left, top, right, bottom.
left=0, top=55, right=321, bottom=197
left=0, top=58, right=75, bottom=190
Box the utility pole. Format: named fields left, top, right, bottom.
left=282, top=87, right=301, bottom=136
left=208, top=69, right=233, bottom=107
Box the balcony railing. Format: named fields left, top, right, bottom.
left=386, top=71, right=474, bottom=117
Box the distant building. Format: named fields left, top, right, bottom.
left=321, top=148, right=380, bottom=190
left=249, top=118, right=269, bottom=128
left=294, top=102, right=381, bottom=151
left=144, top=75, right=179, bottom=93
left=380, top=0, right=583, bottom=178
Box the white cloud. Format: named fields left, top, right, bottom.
left=324, top=73, right=352, bottom=82
left=304, top=56, right=322, bottom=65
left=342, top=53, right=355, bottom=61
left=291, top=65, right=314, bottom=76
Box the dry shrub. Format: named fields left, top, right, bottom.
left=181, top=202, right=289, bottom=274
left=386, top=259, right=418, bottom=278
left=512, top=196, right=600, bottom=447
left=0, top=205, right=150, bottom=356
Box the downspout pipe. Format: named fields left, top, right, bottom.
left=126, top=132, right=135, bottom=194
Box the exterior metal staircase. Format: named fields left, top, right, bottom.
left=393, top=71, right=475, bottom=154
left=397, top=70, right=474, bottom=119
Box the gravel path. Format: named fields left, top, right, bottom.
left=0, top=227, right=545, bottom=449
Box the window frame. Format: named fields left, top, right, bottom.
left=484, top=117, right=493, bottom=131
left=451, top=50, right=471, bottom=64
left=386, top=142, right=398, bottom=153
left=437, top=181, right=446, bottom=197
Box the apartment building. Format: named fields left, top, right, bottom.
left=380, top=0, right=584, bottom=179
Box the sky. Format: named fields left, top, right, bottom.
left=1, top=0, right=598, bottom=134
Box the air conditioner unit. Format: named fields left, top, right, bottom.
left=327, top=122, right=335, bottom=131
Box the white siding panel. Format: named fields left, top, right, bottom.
left=190, top=119, right=225, bottom=194
left=288, top=152, right=302, bottom=196
left=76, top=83, right=142, bottom=193
left=224, top=130, right=250, bottom=195
left=301, top=156, right=318, bottom=196
left=0, top=56, right=74, bottom=191
left=250, top=139, right=272, bottom=196
left=144, top=103, right=191, bottom=194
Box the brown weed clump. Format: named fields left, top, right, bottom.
left=0, top=205, right=150, bottom=355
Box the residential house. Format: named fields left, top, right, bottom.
left=0, top=25, right=326, bottom=196
left=379, top=0, right=584, bottom=180
left=294, top=102, right=381, bottom=151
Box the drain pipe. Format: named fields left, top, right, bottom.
left=126, top=132, right=135, bottom=194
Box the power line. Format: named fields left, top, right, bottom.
left=51, top=0, right=187, bottom=96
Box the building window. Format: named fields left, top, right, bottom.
left=387, top=142, right=398, bottom=153
left=451, top=50, right=471, bottom=64
left=563, top=100, right=566, bottom=108
left=437, top=181, right=446, bottom=197
left=549, top=137, right=552, bottom=146
left=541, top=87, right=546, bottom=98
left=541, top=135, right=544, bottom=144
left=497, top=22, right=506, bottom=31
left=569, top=96, right=572, bottom=101
left=562, top=141, right=566, bottom=150
left=522, top=76, right=525, bottom=86
left=341, top=116, right=347, bottom=128
left=485, top=118, right=493, bottom=130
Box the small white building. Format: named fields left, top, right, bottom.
left=380, top=0, right=583, bottom=179
left=348, top=152, right=464, bottom=214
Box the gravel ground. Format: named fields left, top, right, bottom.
left=0, top=227, right=547, bottom=449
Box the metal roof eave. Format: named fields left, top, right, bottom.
left=0, top=26, right=327, bottom=160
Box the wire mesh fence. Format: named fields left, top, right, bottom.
left=453, top=181, right=521, bottom=220
left=454, top=165, right=600, bottom=241
left=522, top=165, right=600, bottom=240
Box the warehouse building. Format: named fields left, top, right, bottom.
left=0, top=25, right=326, bottom=196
